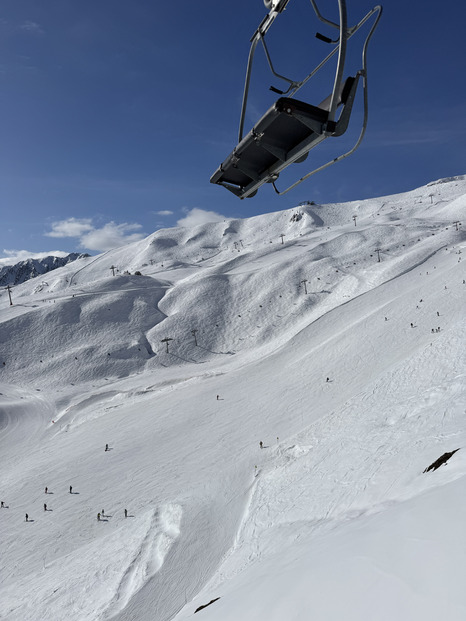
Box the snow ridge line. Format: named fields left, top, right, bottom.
left=203, top=467, right=270, bottom=594
left=104, top=504, right=182, bottom=619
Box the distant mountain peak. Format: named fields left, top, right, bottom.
left=0, top=253, right=90, bottom=286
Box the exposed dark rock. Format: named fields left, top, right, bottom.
left=423, top=449, right=460, bottom=473
left=194, top=597, right=221, bottom=613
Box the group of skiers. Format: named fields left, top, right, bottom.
left=14, top=487, right=131, bottom=523
left=2, top=444, right=132, bottom=522
left=97, top=508, right=128, bottom=521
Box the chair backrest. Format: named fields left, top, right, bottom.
left=317, top=76, right=356, bottom=112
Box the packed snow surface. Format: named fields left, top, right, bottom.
left=1, top=176, right=465, bottom=621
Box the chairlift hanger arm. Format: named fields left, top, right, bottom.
left=258, top=1, right=292, bottom=39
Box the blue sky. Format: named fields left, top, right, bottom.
left=0, top=0, right=465, bottom=264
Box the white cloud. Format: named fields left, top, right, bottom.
left=80, top=222, right=144, bottom=251
left=155, top=210, right=174, bottom=216
left=176, top=208, right=226, bottom=228
left=47, top=218, right=94, bottom=238
left=45, top=218, right=145, bottom=252
left=0, top=249, right=70, bottom=268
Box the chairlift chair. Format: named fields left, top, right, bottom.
left=210, top=0, right=382, bottom=199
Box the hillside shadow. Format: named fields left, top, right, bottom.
left=151, top=237, right=177, bottom=249
left=197, top=346, right=235, bottom=356
left=169, top=353, right=204, bottom=364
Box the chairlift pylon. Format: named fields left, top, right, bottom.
left=210, top=0, right=382, bottom=199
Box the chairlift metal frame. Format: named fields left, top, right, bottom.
left=210, top=0, right=382, bottom=199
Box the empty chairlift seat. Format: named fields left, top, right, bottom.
left=211, top=74, right=359, bottom=198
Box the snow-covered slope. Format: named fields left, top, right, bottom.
left=0, top=176, right=465, bottom=621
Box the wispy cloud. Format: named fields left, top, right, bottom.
left=20, top=21, right=45, bottom=35
left=363, top=105, right=466, bottom=149
left=176, top=208, right=226, bottom=228
left=46, top=218, right=145, bottom=251
left=155, top=210, right=174, bottom=216
left=364, top=129, right=454, bottom=148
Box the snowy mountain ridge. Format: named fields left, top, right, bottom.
left=0, top=175, right=465, bottom=621
left=0, top=252, right=90, bottom=287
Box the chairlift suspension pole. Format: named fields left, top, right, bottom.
left=6, top=284, right=13, bottom=306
